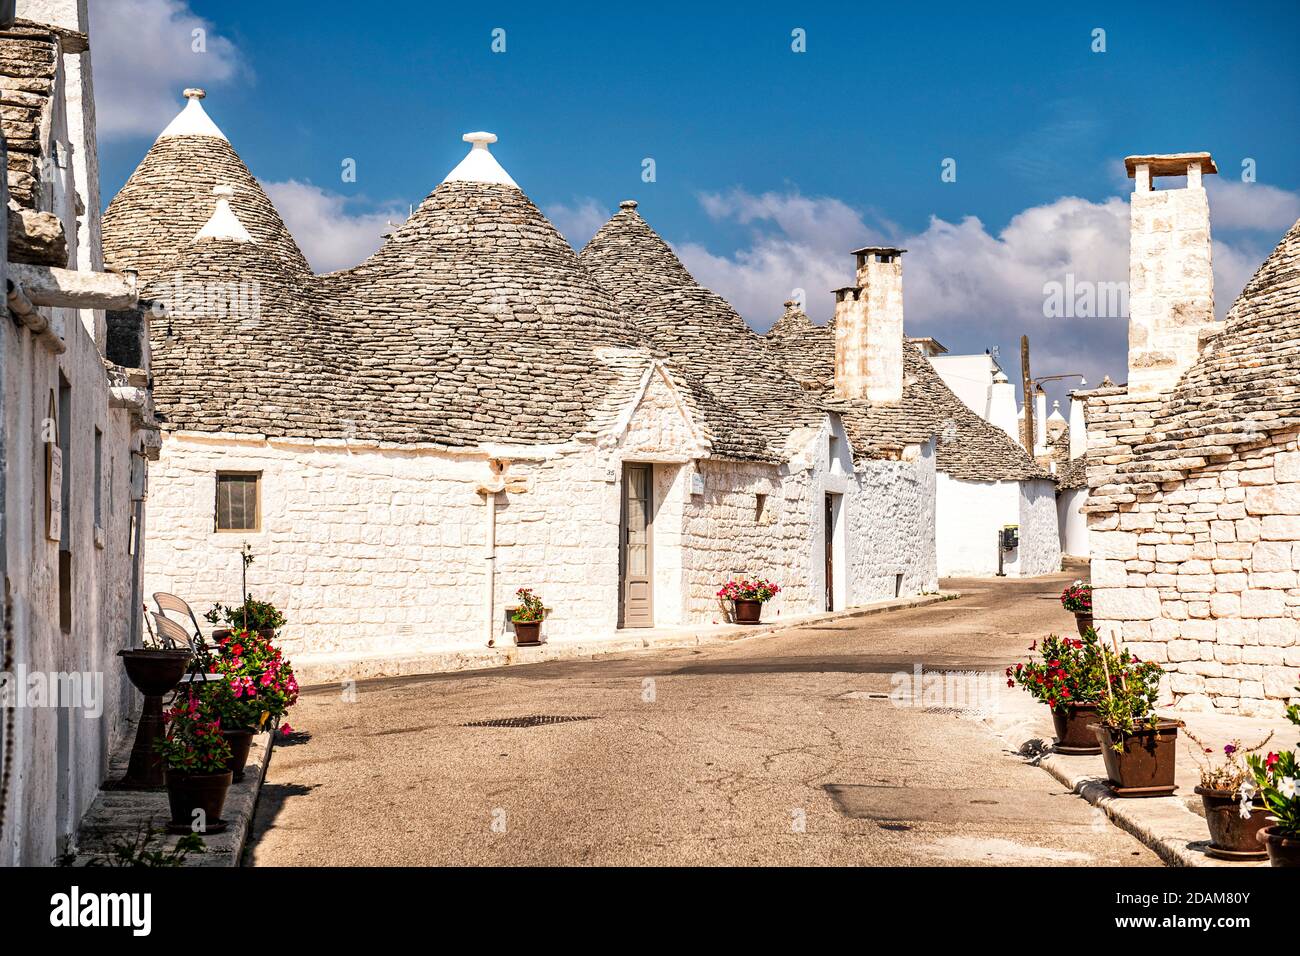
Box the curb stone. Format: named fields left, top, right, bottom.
left=72, top=729, right=275, bottom=868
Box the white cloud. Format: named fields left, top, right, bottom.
left=673, top=186, right=1297, bottom=397
left=545, top=198, right=608, bottom=248
left=1206, top=180, right=1300, bottom=232
left=89, top=0, right=245, bottom=140
left=262, top=180, right=408, bottom=274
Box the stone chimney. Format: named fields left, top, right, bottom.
left=1125, top=152, right=1218, bottom=398
left=833, top=246, right=905, bottom=403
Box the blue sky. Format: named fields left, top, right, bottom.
left=93, top=1, right=1300, bottom=402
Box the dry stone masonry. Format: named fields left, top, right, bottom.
left=1086, top=151, right=1300, bottom=717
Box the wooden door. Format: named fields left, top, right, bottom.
left=620, top=464, right=654, bottom=627
left=824, top=494, right=835, bottom=612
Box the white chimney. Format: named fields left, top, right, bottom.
left=834, top=246, right=905, bottom=403
left=1125, top=152, right=1218, bottom=398
left=1068, top=394, right=1087, bottom=459
left=988, top=369, right=1019, bottom=442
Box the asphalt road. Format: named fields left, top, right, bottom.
left=246, top=572, right=1158, bottom=866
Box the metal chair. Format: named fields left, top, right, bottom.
left=153, top=592, right=206, bottom=643
left=149, top=612, right=197, bottom=652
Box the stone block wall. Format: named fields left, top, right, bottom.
left=1087, top=394, right=1300, bottom=716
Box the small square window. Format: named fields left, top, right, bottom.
left=215, top=472, right=260, bottom=532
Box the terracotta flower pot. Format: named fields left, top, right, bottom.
left=1050, top=703, right=1102, bottom=755
left=513, top=620, right=542, bottom=645
left=222, top=729, right=255, bottom=782
left=1092, top=721, right=1181, bottom=797
left=1194, top=787, right=1270, bottom=860
left=164, top=769, right=232, bottom=834
left=113, top=649, right=193, bottom=790
left=1074, top=612, right=1093, bottom=637
left=1258, top=826, right=1300, bottom=867
left=733, top=599, right=763, bottom=625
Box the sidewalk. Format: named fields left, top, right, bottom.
left=71, top=727, right=275, bottom=867
left=985, top=689, right=1295, bottom=867
left=293, top=591, right=960, bottom=686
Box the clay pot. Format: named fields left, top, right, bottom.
left=1195, top=787, right=1270, bottom=860
left=222, top=729, right=255, bottom=782
left=513, top=621, right=542, bottom=645
left=1258, top=826, right=1300, bottom=867
left=164, top=769, right=232, bottom=833
left=114, top=649, right=193, bottom=790
left=1050, top=703, right=1102, bottom=755
left=733, top=599, right=763, bottom=625
left=1074, top=612, right=1093, bottom=637
left=1092, top=721, right=1181, bottom=796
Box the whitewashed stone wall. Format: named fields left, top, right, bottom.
left=2, top=306, right=141, bottom=866
left=935, top=474, right=1060, bottom=577
left=145, top=377, right=941, bottom=669
left=144, top=432, right=623, bottom=658
left=846, top=441, right=938, bottom=603
left=1090, top=429, right=1300, bottom=717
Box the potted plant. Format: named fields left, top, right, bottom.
left=1007, top=631, right=1105, bottom=755
left=157, top=692, right=234, bottom=834
left=209, top=628, right=299, bottom=777
left=113, top=620, right=194, bottom=789
left=1060, top=581, right=1093, bottom=637
left=511, top=588, right=546, bottom=645
left=205, top=595, right=286, bottom=643
left=717, top=577, right=781, bottom=625
left=1091, top=642, right=1181, bottom=797
left=1184, top=730, right=1275, bottom=860
left=1246, top=675, right=1300, bottom=866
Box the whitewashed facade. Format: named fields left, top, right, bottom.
left=0, top=2, right=154, bottom=866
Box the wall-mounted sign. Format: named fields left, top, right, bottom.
left=689, top=472, right=705, bottom=497
left=45, top=391, right=61, bottom=542
left=47, top=442, right=62, bottom=542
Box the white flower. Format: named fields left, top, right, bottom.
left=1239, top=799, right=1254, bottom=820
left=1280, top=777, right=1298, bottom=800
left=1238, top=781, right=1256, bottom=801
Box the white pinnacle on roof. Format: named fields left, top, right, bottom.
left=194, top=185, right=255, bottom=243
left=158, top=88, right=228, bottom=140
left=442, top=132, right=518, bottom=187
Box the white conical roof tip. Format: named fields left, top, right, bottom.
left=442, top=131, right=518, bottom=188
left=194, top=184, right=255, bottom=243
left=158, top=87, right=227, bottom=140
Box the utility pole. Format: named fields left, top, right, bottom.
left=1020, top=335, right=1034, bottom=452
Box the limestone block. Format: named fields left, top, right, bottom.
left=1245, top=484, right=1300, bottom=516
left=1209, top=593, right=1241, bottom=618
left=1241, top=590, right=1286, bottom=618
left=1094, top=587, right=1160, bottom=620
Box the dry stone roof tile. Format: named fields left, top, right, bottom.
left=765, top=306, right=1046, bottom=481
left=580, top=206, right=824, bottom=461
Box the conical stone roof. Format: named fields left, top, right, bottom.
left=766, top=307, right=1045, bottom=480
left=323, top=177, right=654, bottom=446
left=581, top=202, right=824, bottom=461
left=102, top=91, right=310, bottom=283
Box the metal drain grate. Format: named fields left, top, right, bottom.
left=461, top=715, right=596, bottom=729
